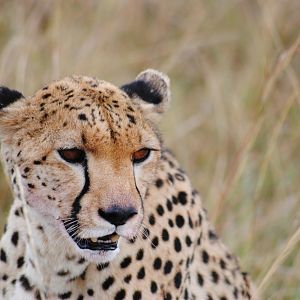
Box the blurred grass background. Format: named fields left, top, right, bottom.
left=0, top=0, right=299, bottom=298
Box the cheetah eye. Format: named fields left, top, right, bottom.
left=132, top=148, right=151, bottom=164
left=58, top=148, right=86, bottom=164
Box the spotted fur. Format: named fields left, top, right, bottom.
left=0, top=69, right=256, bottom=299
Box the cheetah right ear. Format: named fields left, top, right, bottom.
left=121, top=69, right=171, bottom=123
left=0, top=86, right=24, bottom=110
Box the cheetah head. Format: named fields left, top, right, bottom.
left=0, top=69, right=170, bottom=263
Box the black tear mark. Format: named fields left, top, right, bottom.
left=121, top=80, right=162, bottom=105
left=64, top=159, right=90, bottom=236
left=0, top=87, right=24, bottom=109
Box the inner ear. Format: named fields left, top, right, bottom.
left=120, top=69, right=171, bottom=123
left=121, top=80, right=163, bottom=105
left=0, top=86, right=24, bottom=109
left=120, top=69, right=170, bottom=106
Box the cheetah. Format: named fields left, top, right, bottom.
left=0, top=69, right=256, bottom=299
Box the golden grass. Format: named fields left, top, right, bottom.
left=0, top=0, right=299, bottom=298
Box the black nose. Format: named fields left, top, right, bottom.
left=98, top=206, right=138, bottom=226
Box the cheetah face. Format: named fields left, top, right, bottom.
left=0, top=70, right=170, bottom=263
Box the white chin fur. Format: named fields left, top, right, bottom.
left=79, top=247, right=120, bottom=264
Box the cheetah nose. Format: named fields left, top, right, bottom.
left=98, top=206, right=138, bottom=226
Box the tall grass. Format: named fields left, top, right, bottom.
left=0, top=1, right=299, bottom=298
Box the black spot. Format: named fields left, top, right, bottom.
left=77, top=295, right=84, bottom=300
left=151, top=236, right=159, bottom=248
left=126, top=114, right=136, bottom=124
left=162, top=229, right=169, bottom=241
left=97, top=262, right=109, bottom=271
left=35, top=290, right=41, bottom=300
left=166, top=199, right=173, bottom=211
left=137, top=267, right=145, bottom=279
left=149, top=214, right=155, bottom=225
left=164, top=260, right=173, bottom=274
left=174, top=272, right=182, bottom=289
left=150, top=281, right=158, bottom=294
left=153, top=257, right=162, bottom=270
left=15, top=208, right=23, bottom=217
left=11, top=231, right=19, bottom=246
left=124, top=274, right=132, bottom=283
left=121, top=80, right=163, bottom=105
left=185, top=235, right=192, bottom=247
left=172, top=195, right=178, bottom=204
left=202, top=250, right=210, bottom=263
left=0, top=249, right=7, bottom=263
left=188, top=215, right=194, bottom=229
left=2, top=274, right=8, bottom=281
left=87, top=289, right=94, bottom=296
left=175, top=173, right=185, bottom=181
left=156, top=205, right=164, bottom=216
left=168, top=219, right=174, bottom=228
left=17, top=256, right=24, bottom=268
left=78, top=113, right=87, bottom=121
left=198, top=213, right=203, bottom=225
left=58, top=291, right=72, bottom=299
left=174, top=237, right=182, bottom=252
left=19, top=275, right=32, bottom=291
left=0, top=86, right=23, bottom=109
left=42, top=93, right=51, bottom=99
left=115, top=289, right=126, bottom=300
left=233, top=287, right=239, bottom=299
left=136, top=249, right=144, bottom=260
left=120, top=256, right=132, bottom=268
left=209, top=230, right=218, bottom=240
left=183, top=290, right=190, bottom=300
left=142, top=228, right=150, bottom=239
left=102, top=276, right=115, bottom=290
left=57, top=269, right=70, bottom=276
left=211, top=270, right=219, bottom=283
left=220, top=259, right=227, bottom=269
left=175, top=215, right=185, bottom=228
left=28, top=183, right=35, bottom=189
left=164, top=292, right=172, bottom=300
left=197, top=273, right=204, bottom=286
left=178, top=191, right=187, bottom=205
left=155, top=178, right=163, bottom=188
left=133, top=291, right=142, bottom=300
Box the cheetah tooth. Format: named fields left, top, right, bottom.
left=111, top=234, right=119, bottom=242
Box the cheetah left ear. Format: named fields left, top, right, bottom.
left=121, top=69, right=171, bottom=123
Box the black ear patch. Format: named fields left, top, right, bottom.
left=0, top=86, right=24, bottom=109
left=121, top=80, right=162, bottom=105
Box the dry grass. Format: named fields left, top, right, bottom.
left=0, top=0, right=299, bottom=298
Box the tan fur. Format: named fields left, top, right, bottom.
left=0, top=70, right=255, bottom=299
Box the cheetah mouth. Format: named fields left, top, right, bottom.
left=74, top=233, right=120, bottom=252
left=63, top=221, right=120, bottom=252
